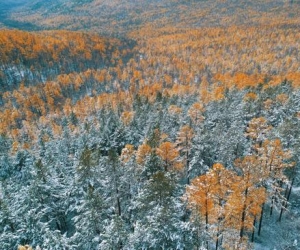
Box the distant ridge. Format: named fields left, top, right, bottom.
left=2, top=0, right=300, bottom=35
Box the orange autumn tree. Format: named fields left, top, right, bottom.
left=245, top=117, right=272, bottom=146
left=225, top=156, right=267, bottom=244
left=135, top=129, right=180, bottom=177
left=188, top=102, right=205, bottom=125
left=156, top=141, right=182, bottom=172
left=186, top=170, right=216, bottom=249
left=186, top=163, right=237, bottom=250
left=120, top=144, right=135, bottom=163
left=246, top=117, right=294, bottom=220
left=136, top=143, right=152, bottom=166
left=209, top=163, right=238, bottom=250
left=257, top=139, right=294, bottom=216
left=120, top=111, right=134, bottom=126
left=186, top=148, right=278, bottom=249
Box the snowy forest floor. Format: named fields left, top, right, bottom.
left=255, top=187, right=300, bottom=250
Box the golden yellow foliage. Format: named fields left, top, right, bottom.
left=188, top=102, right=205, bottom=124
left=245, top=117, right=272, bottom=142
left=244, top=92, right=257, bottom=102
left=168, top=105, right=182, bottom=115
left=121, top=111, right=134, bottom=126
left=157, top=141, right=182, bottom=171
left=121, top=144, right=135, bottom=163
left=136, top=143, right=152, bottom=165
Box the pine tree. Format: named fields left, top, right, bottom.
left=176, top=125, right=194, bottom=184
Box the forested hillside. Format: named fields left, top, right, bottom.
left=2, top=0, right=300, bottom=34
left=1, top=0, right=300, bottom=249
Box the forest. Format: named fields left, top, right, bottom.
left=0, top=0, right=300, bottom=249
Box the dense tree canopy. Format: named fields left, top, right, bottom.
left=1, top=1, right=300, bottom=249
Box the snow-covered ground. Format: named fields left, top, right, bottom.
left=254, top=186, right=300, bottom=250
left=292, top=186, right=300, bottom=193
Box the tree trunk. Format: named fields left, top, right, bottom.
left=164, top=159, right=168, bottom=172
left=215, top=222, right=220, bottom=250
left=278, top=184, right=288, bottom=222
left=270, top=196, right=274, bottom=216
left=279, top=178, right=294, bottom=221
left=270, top=188, right=277, bottom=216
left=205, top=194, right=209, bottom=250
left=116, top=187, right=121, bottom=216
left=251, top=217, right=256, bottom=242
left=240, top=187, right=248, bottom=239
left=286, top=178, right=294, bottom=203
left=278, top=202, right=285, bottom=222
left=186, top=151, right=190, bottom=185
left=258, top=202, right=264, bottom=236
left=118, top=241, right=123, bottom=250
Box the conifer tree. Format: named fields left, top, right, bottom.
left=176, top=125, right=194, bottom=184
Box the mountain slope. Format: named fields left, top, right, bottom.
left=4, top=0, right=300, bottom=35
left=0, top=0, right=38, bottom=30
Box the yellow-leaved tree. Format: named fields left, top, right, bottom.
left=156, top=141, right=182, bottom=172
left=225, top=156, right=267, bottom=246
left=246, top=117, right=294, bottom=233
left=186, top=163, right=237, bottom=250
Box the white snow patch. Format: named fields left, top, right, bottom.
left=292, top=186, right=300, bottom=192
